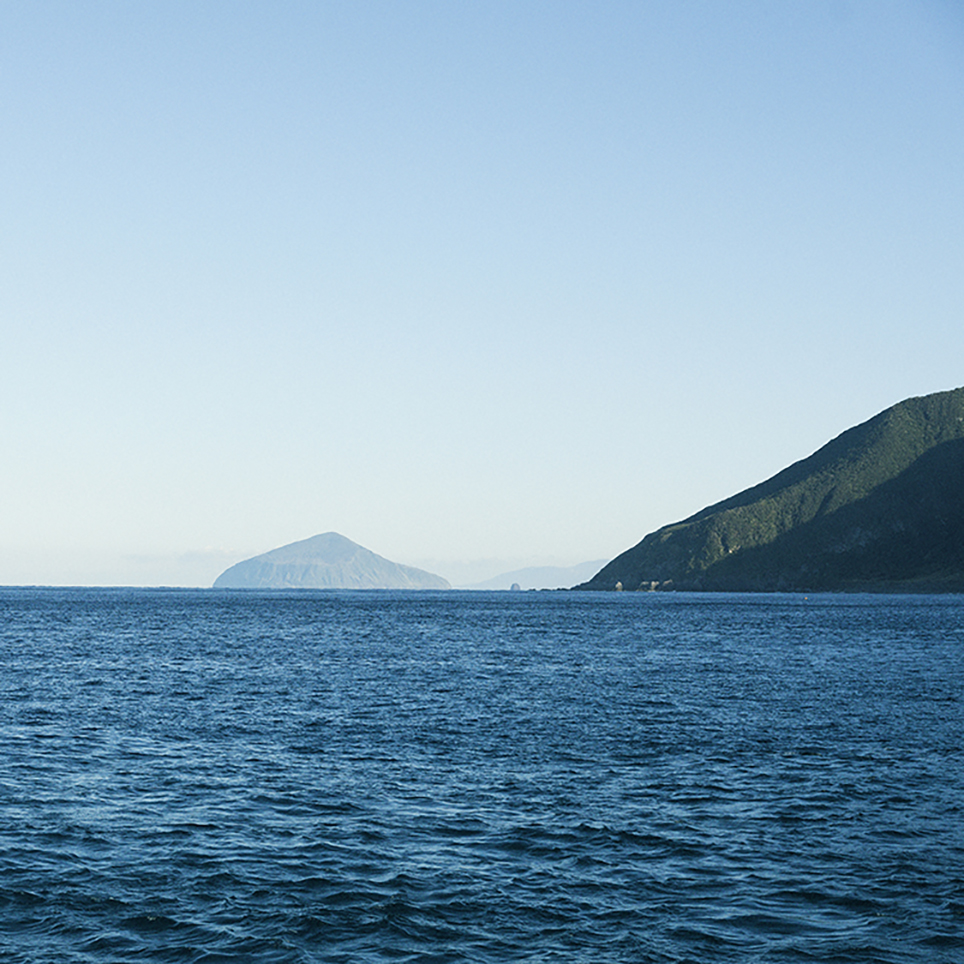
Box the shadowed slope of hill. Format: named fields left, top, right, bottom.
left=214, top=533, right=451, bottom=590
left=576, top=387, right=964, bottom=592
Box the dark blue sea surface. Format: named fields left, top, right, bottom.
left=0, top=588, right=962, bottom=962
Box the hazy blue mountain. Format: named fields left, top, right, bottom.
left=461, top=560, right=609, bottom=590
left=576, top=386, right=964, bottom=592
left=213, top=533, right=451, bottom=590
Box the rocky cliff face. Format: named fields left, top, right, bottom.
left=576, top=387, right=964, bottom=592
left=214, top=533, right=451, bottom=590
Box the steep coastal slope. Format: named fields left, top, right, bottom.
left=576, top=387, right=964, bottom=592
left=214, top=533, right=451, bottom=590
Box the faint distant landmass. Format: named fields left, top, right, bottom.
left=461, top=560, right=609, bottom=591
left=213, top=533, right=451, bottom=590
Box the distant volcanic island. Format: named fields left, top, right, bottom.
left=576, top=386, right=964, bottom=593
left=213, top=533, right=451, bottom=590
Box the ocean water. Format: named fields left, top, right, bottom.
left=0, top=589, right=962, bottom=963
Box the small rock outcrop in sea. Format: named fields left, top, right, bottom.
left=213, top=533, right=451, bottom=590
left=460, top=560, right=609, bottom=591
left=575, top=386, right=964, bottom=593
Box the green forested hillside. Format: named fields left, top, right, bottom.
left=577, top=387, right=964, bottom=592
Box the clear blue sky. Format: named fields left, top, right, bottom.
left=2, top=1, right=962, bottom=586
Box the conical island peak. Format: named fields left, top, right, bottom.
left=214, top=533, right=451, bottom=590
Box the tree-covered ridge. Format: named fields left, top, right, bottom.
left=578, top=387, right=964, bottom=592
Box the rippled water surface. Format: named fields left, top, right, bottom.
left=1, top=588, right=962, bottom=962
